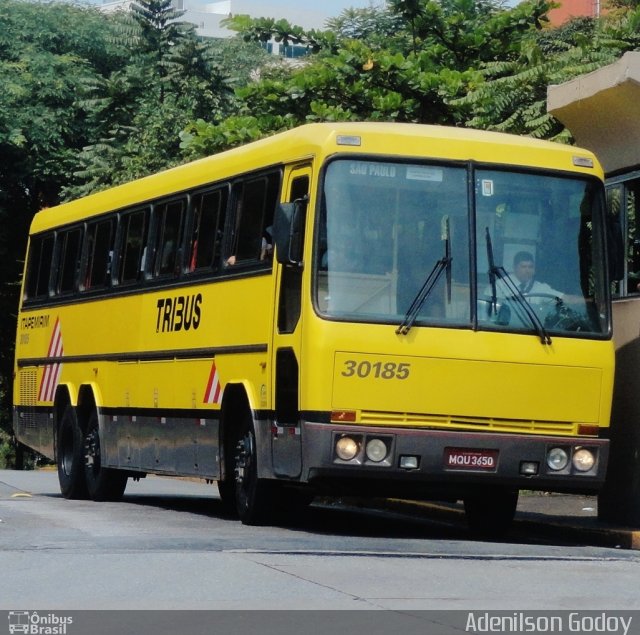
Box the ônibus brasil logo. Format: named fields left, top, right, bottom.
left=8, top=612, right=73, bottom=635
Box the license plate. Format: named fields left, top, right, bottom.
left=444, top=447, right=498, bottom=471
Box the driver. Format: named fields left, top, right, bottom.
left=481, top=251, right=592, bottom=332
left=511, top=251, right=563, bottom=298
left=481, top=250, right=564, bottom=309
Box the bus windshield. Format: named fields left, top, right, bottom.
left=315, top=158, right=609, bottom=338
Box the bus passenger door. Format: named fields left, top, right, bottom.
left=271, top=165, right=311, bottom=478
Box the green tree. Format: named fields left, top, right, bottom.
left=325, top=6, right=403, bottom=44
left=180, top=0, right=551, bottom=155
left=388, top=0, right=427, bottom=55
left=64, top=0, right=246, bottom=197
left=0, top=0, right=127, bottom=465
left=457, top=7, right=640, bottom=139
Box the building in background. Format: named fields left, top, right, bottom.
left=99, top=0, right=343, bottom=39
left=100, top=0, right=236, bottom=39
left=546, top=0, right=604, bottom=26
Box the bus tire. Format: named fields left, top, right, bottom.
left=84, top=410, right=128, bottom=502
left=57, top=404, right=89, bottom=500
left=463, top=487, right=518, bottom=538
left=234, top=409, right=276, bottom=526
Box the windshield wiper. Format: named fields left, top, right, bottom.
left=396, top=217, right=452, bottom=336
left=485, top=228, right=498, bottom=319
left=485, top=228, right=551, bottom=345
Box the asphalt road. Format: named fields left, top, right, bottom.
left=1, top=469, right=639, bottom=612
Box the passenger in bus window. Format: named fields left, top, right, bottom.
left=261, top=226, right=273, bottom=261
left=225, top=224, right=273, bottom=266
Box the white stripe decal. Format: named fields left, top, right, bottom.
left=38, top=318, right=63, bottom=403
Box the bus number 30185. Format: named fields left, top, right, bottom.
left=341, top=360, right=411, bottom=380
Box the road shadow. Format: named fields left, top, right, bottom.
left=38, top=487, right=582, bottom=549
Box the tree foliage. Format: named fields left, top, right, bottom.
left=180, top=0, right=553, bottom=152
left=0, top=0, right=129, bottom=461
left=456, top=7, right=640, bottom=140
left=62, top=0, right=249, bottom=197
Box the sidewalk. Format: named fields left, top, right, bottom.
left=370, top=493, right=640, bottom=549
left=515, top=492, right=640, bottom=549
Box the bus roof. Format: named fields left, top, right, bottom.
left=30, top=122, right=603, bottom=234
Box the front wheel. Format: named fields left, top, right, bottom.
left=463, top=487, right=518, bottom=538
left=84, top=410, right=128, bottom=502
left=234, top=411, right=277, bottom=525
left=57, top=405, right=88, bottom=500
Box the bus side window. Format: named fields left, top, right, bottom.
left=189, top=188, right=228, bottom=272
left=55, top=227, right=83, bottom=295
left=226, top=172, right=280, bottom=267
left=289, top=175, right=309, bottom=202
left=151, top=199, right=185, bottom=278
left=25, top=234, right=55, bottom=300
left=116, top=208, right=148, bottom=285
left=82, top=218, right=114, bottom=291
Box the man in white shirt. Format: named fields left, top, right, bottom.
left=511, top=250, right=562, bottom=298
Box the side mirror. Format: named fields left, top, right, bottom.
left=274, top=196, right=308, bottom=266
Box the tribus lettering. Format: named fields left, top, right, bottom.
left=156, top=294, right=202, bottom=333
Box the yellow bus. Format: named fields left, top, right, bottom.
left=13, top=123, right=614, bottom=534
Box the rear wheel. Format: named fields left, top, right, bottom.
left=463, top=487, right=518, bottom=538
left=84, top=410, right=128, bottom=502
left=57, top=405, right=88, bottom=500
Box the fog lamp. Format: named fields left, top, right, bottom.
left=400, top=455, right=420, bottom=470
left=365, top=438, right=388, bottom=463
left=520, top=461, right=539, bottom=476
left=336, top=436, right=359, bottom=461
left=547, top=447, right=569, bottom=471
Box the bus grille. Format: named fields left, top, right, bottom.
left=19, top=370, right=38, bottom=429
left=359, top=410, right=578, bottom=436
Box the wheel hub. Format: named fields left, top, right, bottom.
left=235, top=434, right=253, bottom=484
left=84, top=430, right=100, bottom=470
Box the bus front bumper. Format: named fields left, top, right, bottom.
left=300, top=421, right=609, bottom=495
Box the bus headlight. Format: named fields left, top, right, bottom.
left=336, top=436, right=359, bottom=461
left=572, top=448, right=595, bottom=472
left=547, top=447, right=569, bottom=471
left=365, top=438, right=388, bottom=463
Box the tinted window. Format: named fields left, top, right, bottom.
left=226, top=173, right=280, bottom=267
left=56, top=228, right=83, bottom=294
left=82, top=219, right=114, bottom=291
left=117, top=209, right=148, bottom=285
left=189, top=188, right=228, bottom=272
left=151, top=200, right=185, bottom=278
left=25, top=234, right=54, bottom=299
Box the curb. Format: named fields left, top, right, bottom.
left=514, top=513, right=640, bottom=550
left=352, top=497, right=640, bottom=550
